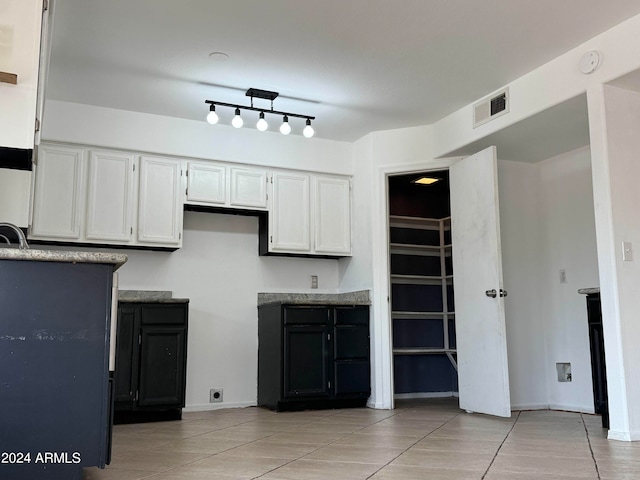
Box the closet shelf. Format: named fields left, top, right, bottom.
left=391, top=274, right=453, bottom=285
left=389, top=215, right=451, bottom=231
left=392, top=311, right=455, bottom=319
left=390, top=243, right=452, bottom=257
left=393, top=348, right=456, bottom=355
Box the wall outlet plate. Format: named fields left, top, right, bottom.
left=556, top=363, right=572, bottom=382
left=210, top=388, right=223, bottom=403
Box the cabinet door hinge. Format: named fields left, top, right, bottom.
left=135, top=391, right=139, bottom=402
left=43, top=0, right=49, bottom=11
left=327, top=333, right=330, bottom=340
left=328, top=381, right=331, bottom=389
left=270, top=235, right=273, bottom=243
left=179, top=232, right=182, bottom=240
left=133, top=164, right=136, bottom=172
left=35, top=118, right=40, bottom=133
left=138, top=334, right=142, bottom=345
left=130, top=227, right=133, bottom=235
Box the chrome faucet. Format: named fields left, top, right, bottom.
left=0, top=223, right=30, bottom=249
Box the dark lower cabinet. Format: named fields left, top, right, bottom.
left=114, top=301, right=189, bottom=423
left=586, top=293, right=609, bottom=428
left=258, top=304, right=370, bottom=411
left=0, top=260, right=116, bottom=480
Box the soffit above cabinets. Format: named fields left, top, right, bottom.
left=442, top=94, right=590, bottom=164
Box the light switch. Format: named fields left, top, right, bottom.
left=311, top=275, right=318, bottom=289
left=623, top=241, right=633, bottom=261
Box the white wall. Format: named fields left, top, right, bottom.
left=0, top=168, right=30, bottom=226
left=588, top=84, right=640, bottom=440
left=0, top=0, right=42, bottom=150
left=497, top=148, right=599, bottom=413
left=497, top=160, right=547, bottom=410
left=537, top=147, right=599, bottom=412
left=43, top=101, right=353, bottom=175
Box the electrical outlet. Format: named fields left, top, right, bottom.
left=311, top=275, right=318, bottom=289
left=210, top=388, right=223, bottom=403
left=559, top=269, right=567, bottom=284
left=556, top=363, right=572, bottom=382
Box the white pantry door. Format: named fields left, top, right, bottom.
left=450, top=146, right=511, bottom=418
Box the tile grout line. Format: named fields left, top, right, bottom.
left=249, top=406, right=416, bottom=479
left=480, top=410, right=521, bottom=480
left=580, top=413, right=602, bottom=480
left=362, top=410, right=465, bottom=479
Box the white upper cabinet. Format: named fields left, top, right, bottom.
left=85, top=150, right=136, bottom=242
left=230, top=167, right=267, bottom=209
left=185, top=162, right=267, bottom=211
left=314, top=175, right=352, bottom=255
left=267, top=170, right=352, bottom=257
left=137, top=156, right=183, bottom=246
left=269, top=171, right=311, bottom=252
left=186, top=162, right=225, bottom=205
left=31, top=144, right=85, bottom=239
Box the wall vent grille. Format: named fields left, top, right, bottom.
left=473, top=88, right=509, bottom=128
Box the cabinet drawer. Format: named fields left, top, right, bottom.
left=283, top=307, right=328, bottom=325
left=335, top=306, right=369, bottom=325
left=140, top=304, right=187, bottom=325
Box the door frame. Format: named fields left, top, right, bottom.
left=371, top=157, right=461, bottom=410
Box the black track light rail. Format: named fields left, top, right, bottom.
left=204, top=100, right=315, bottom=121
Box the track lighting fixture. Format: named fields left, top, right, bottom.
left=303, top=118, right=315, bottom=138
left=206, top=104, right=219, bottom=124
left=205, top=88, right=315, bottom=137
left=279, top=115, right=291, bottom=135
left=256, top=111, right=268, bottom=131
left=231, top=108, right=243, bottom=128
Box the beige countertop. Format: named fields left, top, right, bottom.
left=0, top=247, right=127, bottom=270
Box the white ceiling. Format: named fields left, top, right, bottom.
left=47, top=0, right=640, bottom=142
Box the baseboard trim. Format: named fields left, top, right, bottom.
left=608, top=430, right=640, bottom=442
left=184, top=401, right=256, bottom=412
left=512, top=403, right=550, bottom=411
left=548, top=403, right=595, bottom=414
left=394, top=392, right=458, bottom=400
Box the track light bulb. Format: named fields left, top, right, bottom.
left=303, top=119, right=315, bottom=138
left=232, top=108, right=243, bottom=128
left=206, top=105, right=219, bottom=124
left=256, top=112, right=268, bottom=131
left=280, top=115, right=291, bottom=135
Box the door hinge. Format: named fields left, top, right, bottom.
left=138, top=334, right=141, bottom=345
left=327, top=333, right=330, bottom=340
left=43, top=0, right=48, bottom=11
left=328, top=381, right=331, bottom=389
left=185, top=188, right=188, bottom=196
left=35, top=118, right=40, bottom=133
left=186, top=169, right=189, bottom=177
left=133, top=164, right=136, bottom=172
left=130, top=227, right=133, bottom=235
left=179, top=232, right=182, bottom=240
left=270, top=235, right=273, bottom=243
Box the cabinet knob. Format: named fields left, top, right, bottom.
left=485, top=289, right=497, bottom=298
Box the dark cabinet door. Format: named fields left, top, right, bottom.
left=114, top=306, right=138, bottom=403
left=138, top=326, right=187, bottom=407
left=334, top=306, right=370, bottom=397
left=284, top=324, right=330, bottom=399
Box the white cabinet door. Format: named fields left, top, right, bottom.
left=85, top=150, right=136, bottom=242
left=230, top=167, right=267, bottom=209
left=270, top=172, right=310, bottom=252
left=30, top=144, right=85, bottom=239
left=186, top=162, right=226, bottom=205
left=314, top=175, right=351, bottom=255
left=138, top=156, right=183, bottom=246
left=450, top=146, right=511, bottom=418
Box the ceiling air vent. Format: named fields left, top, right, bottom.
left=473, top=87, right=509, bottom=128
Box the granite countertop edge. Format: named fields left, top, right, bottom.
left=578, top=287, right=600, bottom=295
left=258, top=290, right=371, bottom=306
left=118, top=290, right=189, bottom=303
left=0, top=248, right=127, bottom=270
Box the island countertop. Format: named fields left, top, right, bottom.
left=0, top=248, right=127, bottom=270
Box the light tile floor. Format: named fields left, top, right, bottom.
left=83, top=399, right=640, bottom=480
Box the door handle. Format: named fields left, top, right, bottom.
left=499, top=289, right=508, bottom=297
left=485, top=289, right=497, bottom=298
